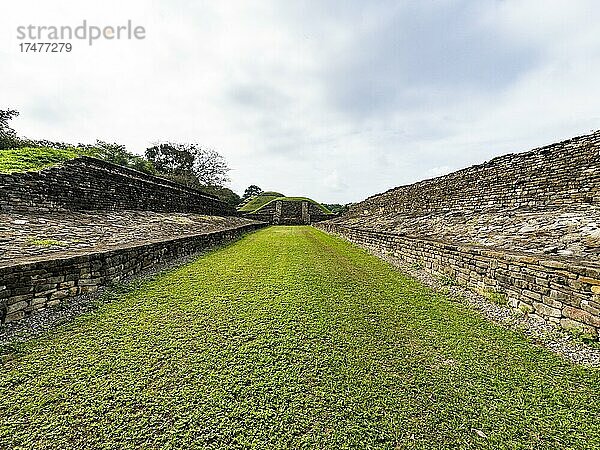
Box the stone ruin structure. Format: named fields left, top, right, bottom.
left=317, top=131, right=600, bottom=338
left=0, top=156, right=234, bottom=215
left=243, top=198, right=332, bottom=225
left=0, top=157, right=266, bottom=324
left=2, top=132, right=600, bottom=342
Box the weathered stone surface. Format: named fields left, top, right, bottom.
left=5, top=311, right=25, bottom=322
left=0, top=211, right=258, bottom=266
left=50, top=290, right=69, bottom=300
left=315, top=131, right=600, bottom=339
left=533, top=302, right=562, bottom=318
left=0, top=222, right=267, bottom=324
left=563, top=306, right=600, bottom=328
left=560, top=318, right=598, bottom=337
left=0, top=156, right=235, bottom=216
left=7, top=300, right=28, bottom=314
left=581, top=300, right=600, bottom=316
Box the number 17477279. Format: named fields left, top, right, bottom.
left=19, top=42, right=72, bottom=52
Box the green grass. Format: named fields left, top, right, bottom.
left=482, top=289, right=509, bottom=307
left=437, top=274, right=459, bottom=286
left=1, top=227, right=599, bottom=449
left=0, top=147, right=97, bottom=173
left=239, top=194, right=333, bottom=214
left=237, top=192, right=285, bottom=212
left=24, top=238, right=69, bottom=247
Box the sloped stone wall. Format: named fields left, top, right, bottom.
left=0, top=156, right=235, bottom=215
left=320, top=131, right=600, bottom=338
left=348, top=131, right=600, bottom=218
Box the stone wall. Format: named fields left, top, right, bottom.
left=348, top=131, right=600, bottom=218
left=245, top=200, right=332, bottom=225
left=316, top=223, right=600, bottom=338
left=319, top=131, right=600, bottom=338
left=0, top=222, right=267, bottom=324
left=0, top=156, right=235, bottom=215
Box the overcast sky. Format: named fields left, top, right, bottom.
left=1, top=1, right=599, bottom=203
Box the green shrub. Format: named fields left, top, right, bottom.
left=0, top=147, right=96, bottom=173
left=483, top=290, right=508, bottom=306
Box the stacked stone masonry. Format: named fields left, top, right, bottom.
left=348, top=132, right=600, bottom=217
left=320, top=131, right=600, bottom=338
left=0, top=222, right=267, bottom=323
left=0, top=156, right=235, bottom=215
left=317, top=223, right=600, bottom=338
left=245, top=200, right=331, bottom=224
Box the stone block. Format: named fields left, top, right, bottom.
left=581, top=300, right=600, bottom=316
left=533, top=302, right=561, bottom=318
left=35, top=283, right=57, bottom=293
left=79, top=285, right=99, bottom=294
left=7, top=294, right=34, bottom=305
left=579, top=277, right=600, bottom=286
left=563, top=306, right=600, bottom=328
left=7, top=300, right=28, bottom=314
left=31, top=296, right=48, bottom=306
left=69, top=287, right=80, bottom=296
left=523, top=290, right=542, bottom=302
left=5, top=311, right=25, bottom=322
left=541, top=297, right=563, bottom=309
left=560, top=318, right=598, bottom=337
left=50, top=290, right=69, bottom=300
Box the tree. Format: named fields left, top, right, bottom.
left=87, top=140, right=131, bottom=166
left=145, top=142, right=230, bottom=188
left=79, top=140, right=157, bottom=175
left=199, top=185, right=242, bottom=207
left=323, top=203, right=349, bottom=215
left=0, top=109, right=20, bottom=149
left=243, top=185, right=262, bottom=200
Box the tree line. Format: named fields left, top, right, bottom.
left=1, top=109, right=348, bottom=210
left=0, top=109, right=245, bottom=205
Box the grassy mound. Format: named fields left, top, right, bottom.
left=239, top=193, right=332, bottom=214
left=0, top=147, right=96, bottom=174
left=1, top=226, right=598, bottom=448
left=237, top=191, right=284, bottom=212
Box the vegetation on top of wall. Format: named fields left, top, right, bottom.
left=0, top=147, right=97, bottom=174
left=0, top=108, right=243, bottom=206
left=145, top=142, right=230, bottom=188
left=323, top=203, right=348, bottom=215
left=0, top=109, right=20, bottom=149
left=237, top=191, right=285, bottom=212
left=0, top=143, right=157, bottom=175
left=242, top=184, right=263, bottom=201
left=239, top=193, right=333, bottom=214
left=197, top=185, right=242, bottom=207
